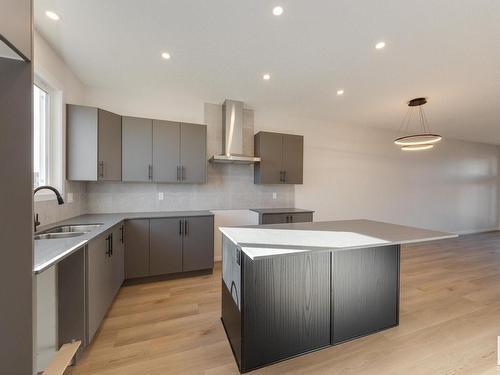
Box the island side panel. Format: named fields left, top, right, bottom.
left=242, top=251, right=331, bottom=372
left=331, top=244, right=400, bottom=344
left=221, top=235, right=243, bottom=370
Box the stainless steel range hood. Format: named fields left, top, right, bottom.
left=209, top=99, right=261, bottom=164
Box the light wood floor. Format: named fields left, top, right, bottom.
left=67, top=232, right=500, bottom=375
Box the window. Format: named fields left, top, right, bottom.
left=33, top=84, right=50, bottom=188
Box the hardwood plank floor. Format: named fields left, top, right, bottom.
left=67, top=231, right=500, bottom=375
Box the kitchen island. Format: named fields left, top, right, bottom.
left=220, top=219, right=456, bottom=373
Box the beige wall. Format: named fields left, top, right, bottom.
left=34, top=31, right=87, bottom=225
left=255, top=110, right=500, bottom=233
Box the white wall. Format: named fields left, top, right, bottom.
left=34, top=31, right=88, bottom=225
left=255, top=110, right=500, bottom=233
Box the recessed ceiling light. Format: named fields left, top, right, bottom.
left=337, top=89, right=344, bottom=96
left=161, top=52, right=171, bottom=60
left=272, top=6, right=284, bottom=16
left=45, top=11, right=60, bottom=21
left=263, top=73, right=271, bottom=80
left=375, top=41, right=386, bottom=50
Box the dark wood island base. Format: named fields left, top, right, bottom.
left=221, top=236, right=400, bottom=373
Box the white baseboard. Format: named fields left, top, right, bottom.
left=454, top=228, right=499, bottom=235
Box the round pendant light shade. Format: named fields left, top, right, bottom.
left=394, top=98, right=441, bottom=151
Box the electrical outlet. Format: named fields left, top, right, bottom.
left=158, top=192, right=164, bottom=201
left=272, top=192, right=277, bottom=200
left=67, top=193, right=74, bottom=203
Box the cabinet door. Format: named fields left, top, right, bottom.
left=331, top=245, right=399, bottom=344
left=124, top=219, right=150, bottom=279
left=87, top=233, right=113, bottom=342
left=282, top=134, right=303, bottom=184
left=180, top=123, right=207, bottom=183
left=122, top=116, right=152, bottom=182
left=98, top=109, right=122, bottom=181
left=254, top=132, right=283, bottom=184
left=261, top=213, right=288, bottom=224
left=111, top=225, right=125, bottom=297
left=289, top=212, right=313, bottom=223
left=67, top=105, right=98, bottom=181
left=182, top=216, right=214, bottom=272
left=149, top=218, right=183, bottom=276
left=152, top=120, right=180, bottom=182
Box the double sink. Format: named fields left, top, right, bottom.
left=34, top=224, right=103, bottom=240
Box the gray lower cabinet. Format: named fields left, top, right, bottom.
left=67, top=105, right=122, bottom=181
left=122, top=116, right=153, bottom=182
left=126, top=215, right=214, bottom=279
left=124, top=219, right=150, bottom=279
left=86, top=226, right=122, bottom=342
left=149, top=218, right=183, bottom=276
left=260, top=212, right=313, bottom=224
left=182, top=216, right=214, bottom=271
left=254, top=132, right=304, bottom=185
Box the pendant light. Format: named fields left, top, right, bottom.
left=394, top=97, right=441, bottom=151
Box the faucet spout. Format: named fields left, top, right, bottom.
left=34, top=185, right=64, bottom=231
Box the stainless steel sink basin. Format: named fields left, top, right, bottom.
left=34, top=232, right=86, bottom=240
left=39, top=223, right=103, bottom=234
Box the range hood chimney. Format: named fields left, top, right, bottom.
left=209, top=99, right=261, bottom=164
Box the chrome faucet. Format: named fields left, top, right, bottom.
left=34, top=185, right=65, bottom=232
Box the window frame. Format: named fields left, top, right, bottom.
left=33, top=74, right=64, bottom=201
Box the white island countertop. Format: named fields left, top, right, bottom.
left=219, top=219, right=457, bottom=260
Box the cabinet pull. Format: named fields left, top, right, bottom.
left=283, top=170, right=286, bottom=183
left=184, top=220, right=188, bottom=236
left=289, top=215, right=293, bottom=223
left=176, top=166, right=180, bottom=181
left=120, top=226, right=124, bottom=243
left=179, top=220, right=183, bottom=236
left=148, top=165, right=153, bottom=180
left=105, top=235, right=112, bottom=257
left=99, top=161, right=104, bottom=178
left=110, top=233, right=113, bottom=256
left=181, top=166, right=185, bottom=181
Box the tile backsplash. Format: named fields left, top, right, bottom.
left=36, top=102, right=294, bottom=223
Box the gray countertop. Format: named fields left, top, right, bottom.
left=250, top=208, right=314, bottom=214
left=220, top=219, right=457, bottom=260
left=34, top=211, right=213, bottom=274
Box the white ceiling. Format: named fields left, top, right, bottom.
left=35, top=0, right=500, bottom=144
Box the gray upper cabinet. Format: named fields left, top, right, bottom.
left=180, top=123, right=207, bottom=183
left=149, top=218, right=183, bottom=276
left=67, top=105, right=121, bottom=181
left=122, top=116, right=153, bottom=182
left=152, top=120, right=180, bottom=183
left=0, top=0, right=31, bottom=61
left=282, top=134, right=303, bottom=184
left=98, top=109, right=122, bottom=181
left=254, top=132, right=304, bottom=185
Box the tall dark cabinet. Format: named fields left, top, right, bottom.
left=254, top=131, right=303, bottom=184
left=0, top=1, right=33, bottom=373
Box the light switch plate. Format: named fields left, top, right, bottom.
left=158, top=192, right=164, bottom=201
left=67, top=193, right=74, bottom=203
left=272, top=192, right=277, bottom=200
